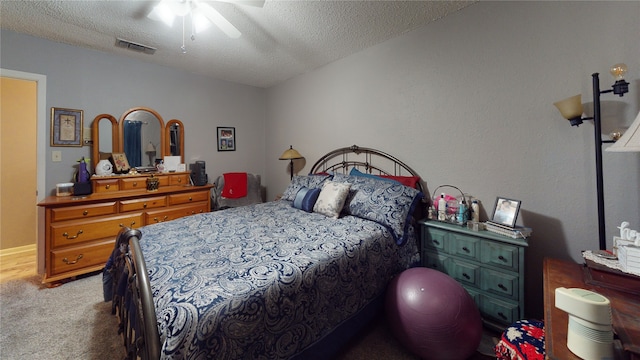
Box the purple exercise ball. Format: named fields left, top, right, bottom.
left=386, top=267, right=483, bottom=360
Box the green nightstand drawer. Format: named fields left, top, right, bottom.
left=479, top=295, right=519, bottom=325
left=481, top=241, right=519, bottom=272
left=450, top=233, right=481, bottom=262
left=423, top=251, right=450, bottom=272
left=423, top=228, right=448, bottom=251
left=481, top=268, right=519, bottom=301
left=449, top=259, right=480, bottom=287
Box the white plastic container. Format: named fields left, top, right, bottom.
left=56, top=182, right=74, bottom=197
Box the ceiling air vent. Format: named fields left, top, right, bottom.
left=115, top=38, right=156, bottom=55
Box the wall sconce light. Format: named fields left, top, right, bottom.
left=553, top=63, right=631, bottom=250
left=279, top=145, right=304, bottom=180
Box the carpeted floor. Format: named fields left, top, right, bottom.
left=0, top=273, right=498, bottom=359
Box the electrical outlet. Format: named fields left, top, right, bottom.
left=52, top=151, right=62, bottom=162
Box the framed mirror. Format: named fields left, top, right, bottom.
left=91, top=114, right=119, bottom=171
left=165, top=119, right=184, bottom=164
left=119, top=107, right=165, bottom=169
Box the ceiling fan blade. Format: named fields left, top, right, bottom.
left=196, top=2, right=241, bottom=38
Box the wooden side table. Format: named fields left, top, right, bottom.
left=543, top=258, right=640, bottom=360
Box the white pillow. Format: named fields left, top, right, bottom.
left=313, top=181, right=351, bottom=219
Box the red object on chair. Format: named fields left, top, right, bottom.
left=221, top=172, right=247, bottom=198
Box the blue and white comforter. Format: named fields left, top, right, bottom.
left=139, top=200, right=419, bottom=359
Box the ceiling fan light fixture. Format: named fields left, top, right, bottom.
left=148, top=1, right=176, bottom=27
left=191, top=8, right=212, bottom=34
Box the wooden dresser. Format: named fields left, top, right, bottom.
left=37, top=172, right=213, bottom=284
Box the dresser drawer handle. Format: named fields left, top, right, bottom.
left=498, top=283, right=507, bottom=291
left=463, top=273, right=470, bottom=280
left=119, top=221, right=136, bottom=228
left=199, top=209, right=203, bottom=213
left=105, top=184, right=110, bottom=189
left=153, top=216, right=169, bottom=223
left=83, top=210, right=88, bottom=216
left=133, top=182, right=138, bottom=187
left=62, top=254, right=83, bottom=265
left=188, top=196, right=193, bottom=201
left=498, top=312, right=507, bottom=320
left=433, top=239, right=440, bottom=245
left=178, top=178, right=182, bottom=183
left=462, top=246, right=470, bottom=253
left=143, top=203, right=147, bottom=208
left=498, top=255, right=506, bottom=261
left=62, top=230, right=83, bottom=239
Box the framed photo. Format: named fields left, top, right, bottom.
left=490, top=197, right=522, bottom=228
left=110, top=153, right=130, bottom=173
left=51, top=107, right=83, bottom=147
left=217, top=127, right=235, bottom=151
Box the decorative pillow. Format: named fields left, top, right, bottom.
left=332, top=173, right=424, bottom=245
left=313, top=181, right=352, bottom=219
left=282, top=174, right=331, bottom=201
left=292, top=187, right=321, bottom=212
left=379, top=175, right=421, bottom=189
left=350, top=168, right=421, bottom=189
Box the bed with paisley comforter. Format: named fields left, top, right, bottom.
left=109, top=145, right=425, bottom=360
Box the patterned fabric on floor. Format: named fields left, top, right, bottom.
left=495, top=319, right=545, bottom=360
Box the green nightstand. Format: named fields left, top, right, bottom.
left=419, top=219, right=529, bottom=331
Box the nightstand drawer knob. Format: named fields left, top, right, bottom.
left=498, top=283, right=507, bottom=291
left=433, top=240, right=440, bottom=245
left=463, top=273, right=470, bottom=280
left=498, top=312, right=507, bottom=320
left=83, top=210, right=88, bottom=216
left=498, top=255, right=506, bottom=261
left=462, top=246, right=470, bottom=252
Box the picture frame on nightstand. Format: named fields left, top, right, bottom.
left=490, top=197, right=521, bottom=228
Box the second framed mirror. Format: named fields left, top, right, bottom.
left=165, top=119, right=184, bottom=164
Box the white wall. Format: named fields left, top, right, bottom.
left=265, top=1, right=640, bottom=318
left=1, top=30, right=266, bottom=195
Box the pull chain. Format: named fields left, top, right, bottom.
left=181, top=16, right=186, bottom=54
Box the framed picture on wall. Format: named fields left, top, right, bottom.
left=490, top=197, right=522, bottom=228
left=217, top=127, right=235, bottom=151
left=51, top=107, right=83, bottom=147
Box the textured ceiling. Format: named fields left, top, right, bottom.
left=0, top=1, right=474, bottom=88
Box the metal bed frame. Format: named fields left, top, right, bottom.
left=110, top=144, right=425, bottom=360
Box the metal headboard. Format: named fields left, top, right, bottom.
left=309, top=145, right=425, bottom=194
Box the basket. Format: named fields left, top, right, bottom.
left=428, top=184, right=470, bottom=226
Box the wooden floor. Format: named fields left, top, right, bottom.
left=0, top=247, right=37, bottom=284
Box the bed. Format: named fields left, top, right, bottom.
left=108, top=145, right=426, bottom=360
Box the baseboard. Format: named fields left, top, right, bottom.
left=0, top=244, right=37, bottom=258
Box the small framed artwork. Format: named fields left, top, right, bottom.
left=217, top=127, right=235, bottom=151
left=110, top=153, right=130, bottom=173
left=490, top=197, right=522, bottom=228
left=51, top=107, right=83, bottom=147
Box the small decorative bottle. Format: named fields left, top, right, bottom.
left=471, top=200, right=480, bottom=223
left=437, top=193, right=447, bottom=221
left=457, top=201, right=467, bottom=224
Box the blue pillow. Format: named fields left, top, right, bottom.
left=349, top=168, right=399, bottom=185
left=282, top=174, right=331, bottom=201
left=292, top=187, right=321, bottom=212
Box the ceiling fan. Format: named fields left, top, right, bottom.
left=148, top=0, right=264, bottom=51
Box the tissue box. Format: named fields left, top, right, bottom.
left=618, top=245, right=640, bottom=276
left=56, top=182, right=74, bottom=197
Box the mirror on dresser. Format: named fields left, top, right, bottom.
left=119, top=107, right=165, bottom=169
left=91, top=107, right=185, bottom=173
left=165, top=119, right=184, bottom=164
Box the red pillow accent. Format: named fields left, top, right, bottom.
left=379, top=175, right=420, bottom=189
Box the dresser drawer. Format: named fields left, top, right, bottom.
left=480, top=268, right=519, bottom=301
left=479, top=295, right=519, bottom=325
left=93, top=178, right=120, bottom=193
left=49, top=239, right=114, bottom=277
left=449, top=259, right=480, bottom=287
left=423, top=251, right=450, bottom=272
left=120, top=196, right=166, bottom=212
left=146, top=203, right=208, bottom=224
left=423, top=228, right=448, bottom=252
left=50, top=213, right=143, bottom=248
left=449, top=233, right=481, bottom=262
left=51, top=201, right=117, bottom=222
left=168, top=190, right=209, bottom=205
left=481, top=241, right=519, bottom=271
left=169, top=173, right=190, bottom=186
left=120, top=177, right=146, bottom=191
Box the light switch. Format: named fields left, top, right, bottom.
left=52, top=151, right=62, bottom=162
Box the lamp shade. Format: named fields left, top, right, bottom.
left=554, top=94, right=584, bottom=120
left=606, top=111, right=640, bottom=152
left=145, top=142, right=156, bottom=153
left=279, top=146, right=303, bottom=160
